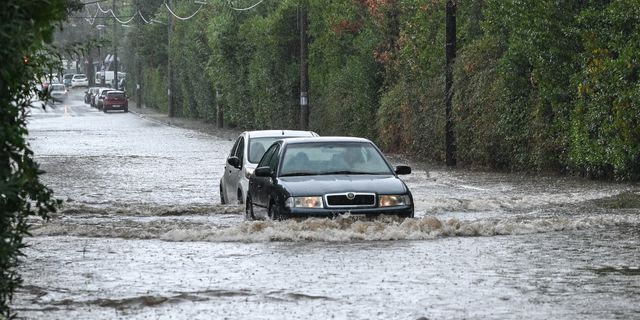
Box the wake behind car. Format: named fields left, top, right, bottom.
left=220, top=130, right=318, bottom=205
left=246, top=137, right=413, bottom=220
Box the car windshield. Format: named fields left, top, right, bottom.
left=51, top=84, right=65, bottom=91
left=279, top=142, right=393, bottom=176
left=248, top=136, right=303, bottom=163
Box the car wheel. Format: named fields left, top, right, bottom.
left=237, top=190, right=243, bottom=205
left=268, top=202, right=282, bottom=221
left=103, top=108, right=107, bottom=113
left=124, top=108, right=128, bottom=113
left=220, top=184, right=226, bottom=205
left=245, top=195, right=256, bottom=221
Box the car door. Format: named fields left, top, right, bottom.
left=251, top=143, right=278, bottom=214
left=263, top=143, right=282, bottom=208
left=223, top=136, right=241, bottom=202
left=256, top=143, right=280, bottom=208
left=228, top=136, right=245, bottom=203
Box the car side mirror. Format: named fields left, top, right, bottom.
left=254, top=166, right=273, bottom=177
left=227, top=156, right=241, bottom=168
left=395, top=165, right=411, bottom=175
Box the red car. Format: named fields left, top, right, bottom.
left=102, top=91, right=128, bottom=113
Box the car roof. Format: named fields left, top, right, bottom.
left=106, top=90, right=125, bottom=94
left=245, top=130, right=316, bottom=138
left=98, top=88, right=112, bottom=93
left=73, top=74, right=86, bottom=77
left=280, top=136, right=372, bottom=145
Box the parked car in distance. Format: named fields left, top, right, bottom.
left=71, top=74, right=89, bottom=88
left=220, top=130, right=318, bottom=205
left=88, top=87, right=102, bottom=107
left=63, top=74, right=74, bottom=87
left=246, top=137, right=413, bottom=221
left=95, top=71, right=126, bottom=86
left=84, top=87, right=92, bottom=104
left=95, top=88, right=112, bottom=110
left=102, top=91, right=128, bottom=113
left=49, top=84, right=67, bottom=102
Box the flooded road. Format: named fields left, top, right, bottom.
left=14, top=89, right=640, bottom=319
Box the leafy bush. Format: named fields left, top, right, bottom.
left=122, top=0, right=640, bottom=180
left=0, top=0, right=76, bottom=317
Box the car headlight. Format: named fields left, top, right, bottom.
left=286, top=196, right=323, bottom=208
left=244, top=168, right=254, bottom=179
left=379, top=195, right=411, bottom=207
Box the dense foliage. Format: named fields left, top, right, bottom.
left=122, top=0, right=640, bottom=179
left=0, top=0, right=77, bottom=317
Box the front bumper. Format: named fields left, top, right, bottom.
left=282, top=205, right=413, bottom=219
left=50, top=95, right=66, bottom=102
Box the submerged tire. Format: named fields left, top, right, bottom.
left=245, top=195, right=255, bottom=221
left=268, top=202, right=282, bottom=221
left=220, top=184, right=226, bottom=205
left=237, top=190, right=243, bottom=205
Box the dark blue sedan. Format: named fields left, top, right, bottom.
left=246, top=137, right=413, bottom=220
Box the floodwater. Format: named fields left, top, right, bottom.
left=13, top=89, right=640, bottom=319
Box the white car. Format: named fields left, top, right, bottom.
left=71, top=74, right=89, bottom=88
left=49, top=84, right=67, bottom=102
left=220, top=130, right=318, bottom=205
left=94, top=88, right=112, bottom=109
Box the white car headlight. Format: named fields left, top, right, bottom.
left=244, top=168, right=254, bottom=179
left=379, top=195, right=411, bottom=207
left=286, top=196, right=323, bottom=208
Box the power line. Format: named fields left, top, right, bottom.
left=227, top=0, right=266, bottom=11
left=84, top=6, right=100, bottom=25
left=138, top=10, right=150, bottom=24
left=164, top=2, right=204, bottom=21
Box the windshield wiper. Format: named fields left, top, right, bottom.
left=279, top=172, right=319, bottom=177
left=319, top=171, right=372, bottom=175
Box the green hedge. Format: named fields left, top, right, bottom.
left=123, top=0, right=640, bottom=180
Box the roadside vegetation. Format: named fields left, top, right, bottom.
left=123, top=0, right=640, bottom=180
left=0, top=0, right=78, bottom=317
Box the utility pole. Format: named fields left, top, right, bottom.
left=445, top=0, right=456, bottom=167
left=299, top=4, right=309, bottom=130
left=136, top=53, right=142, bottom=107
left=216, top=89, right=223, bottom=128
left=167, top=0, right=175, bottom=117
left=113, top=0, right=118, bottom=90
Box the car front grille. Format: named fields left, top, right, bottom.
left=325, top=193, right=376, bottom=208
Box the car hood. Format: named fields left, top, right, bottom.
left=278, top=175, right=408, bottom=196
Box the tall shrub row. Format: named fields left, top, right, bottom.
left=123, top=0, right=640, bottom=179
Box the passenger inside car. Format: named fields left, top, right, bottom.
left=285, top=152, right=310, bottom=172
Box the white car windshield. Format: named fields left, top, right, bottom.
left=51, top=84, right=65, bottom=91
left=279, top=142, right=393, bottom=176
left=248, top=136, right=303, bottom=163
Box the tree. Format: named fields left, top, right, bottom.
left=0, top=0, right=79, bottom=317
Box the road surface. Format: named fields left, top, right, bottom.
left=13, top=89, right=640, bottom=319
